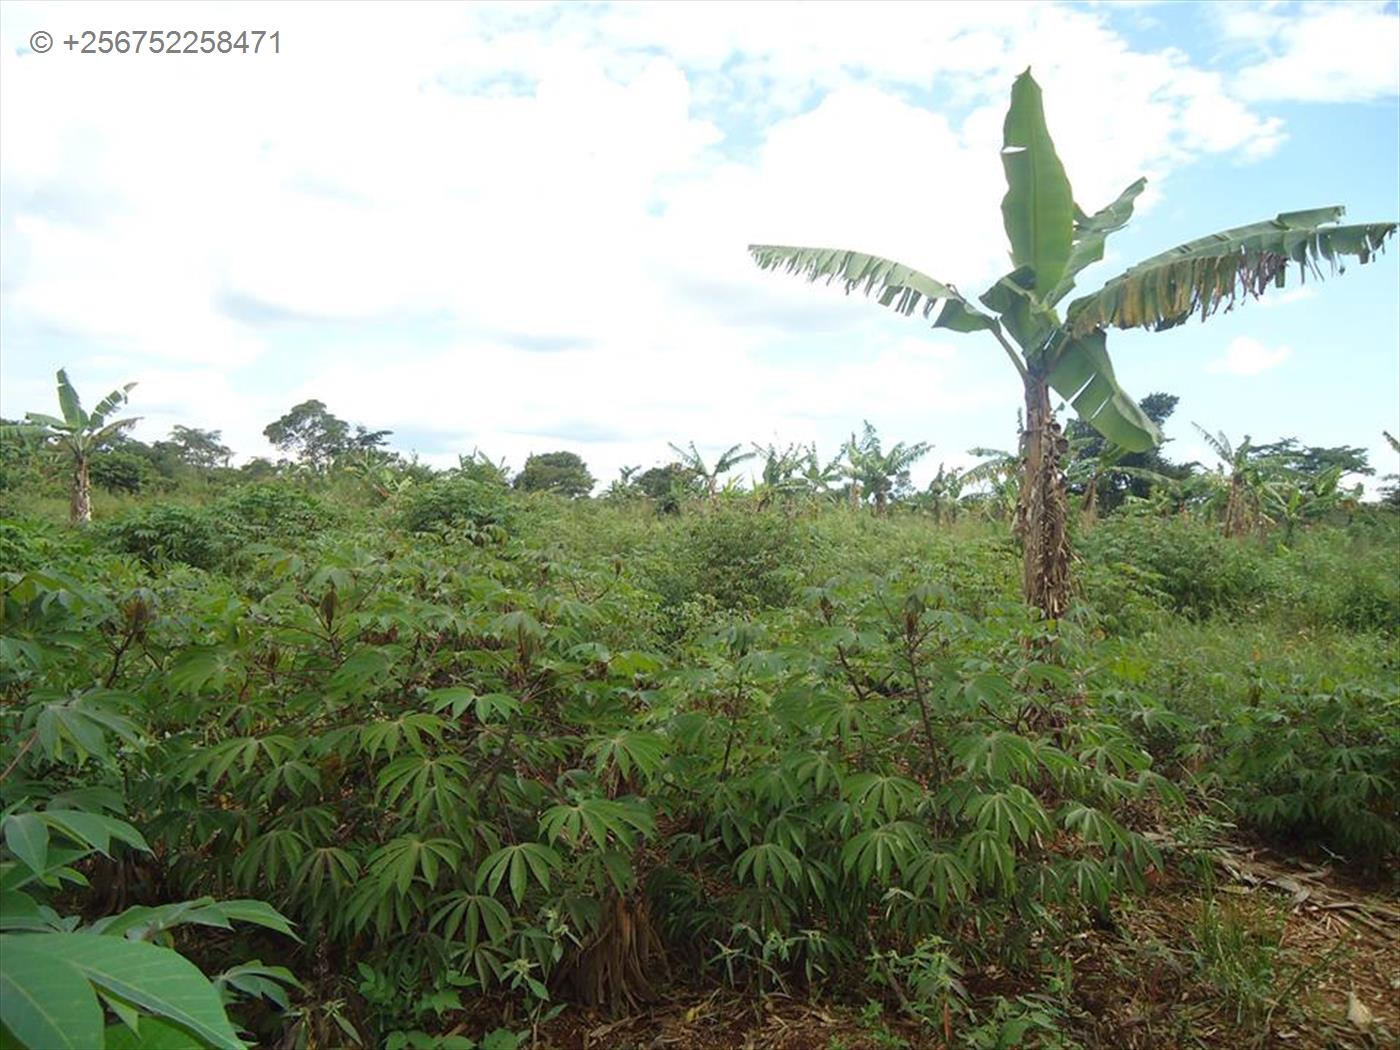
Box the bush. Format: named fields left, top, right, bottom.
left=100, top=503, right=230, bottom=569
left=396, top=476, right=511, bottom=537
left=90, top=451, right=153, bottom=494
left=648, top=506, right=809, bottom=611
left=1079, top=516, right=1266, bottom=618
left=0, top=517, right=66, bottom=572
left=1262, top=530, right=1399, bottom=634
left=215, top=483, right=335, bottom=542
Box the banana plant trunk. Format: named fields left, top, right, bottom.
left=70, top=452, right=93, bottom=525
left=1224, top=475, right=1244, bottom=538
left=848, top=480, right=862, bottom=512
left=874, top=489, right=888, bottom=517
left=1082, top=472, right=1101, bottom=524
left=1018, top=376, right=1071, bottom=620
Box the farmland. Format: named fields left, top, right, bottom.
left=2, top=440, right=1396, bottom=1048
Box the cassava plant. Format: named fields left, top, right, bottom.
left=750, top=69, right=1396, bottom=620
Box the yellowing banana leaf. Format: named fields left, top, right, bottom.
left=1066, top=208, right=1397, bottom=335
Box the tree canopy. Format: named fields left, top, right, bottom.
left=513, top=451, right=596, bottom=498
left=263, top=400, right=391, bottom=470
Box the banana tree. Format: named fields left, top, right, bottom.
left=960, top=447, right=1021, bottom=523
left=923, top=463, right=966, bottom=524
left=1193, top=425, right=1270, bottom=538
left=668, top=441, right=756, bottom=501
left=1261, top=465, right=1353, bottom=545
left=798, top=443, right=847, bottom=507
left=750, top=441, right=807, bottom=507
left=750, top=69, right=1396, bottom=619
left=843, top=421, right=931, bottom=516
left=1, top=369, right=138, bottom=525
left=1382, top=431, right=1400, bottom=508
left=1065, top=438, right=1171, bottom=523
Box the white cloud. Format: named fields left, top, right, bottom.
left=1207, top=336, right=1293, bottom=376
left=0, top=1, right=1332, bottom=482
left=1225, top=1, right=1400, bottom=103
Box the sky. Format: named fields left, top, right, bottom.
left=2, top=0, right=1397, bottom=492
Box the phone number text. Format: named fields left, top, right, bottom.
left=62, top=30, right=281, bottom=54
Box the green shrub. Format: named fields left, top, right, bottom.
left=1079, top=516, right=1266, bottom=618
left=1101, top=624, right=1400, bottom=866
left=396, top=475, right=511, bottom=537
left=100, top=503, right=231, bottom=568
left=90, top=451, right=153, bottom=494
left=1215, top=677, right=1399, bottom=864
left=649, top=506, right=809, bottom=611
left=215, top=482, right=335, bottom=541
left=0, top=517, right=66, bottom=572
left=1073, top=558, right=1168, bottom=635
left=1262, top=531, right=1399, bottom=634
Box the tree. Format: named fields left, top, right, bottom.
left=799, top=444, right=847, bottom=504
left=1248, top=438, right=1372, bottom=482
left=1, top=369, right=139, bottom=524
left=1194, top=426, right=1268, bottom=538
left=263, top=401, right=391, bottom=471
left=1066, top=392, right=1187, bottom=515
left=602, top=464, right=643, bottom=500
left=89, top=451, right=151, bottom=495
left=667, top=442, right=756, bottom=501
left=751, top=442, right=808, bottom=507
left=922, top=463, right=966, bottom=524
left=960, top=447, right=1021, bottom=523
left=1261, top=465, right=1353, bottom=545
left=1381, top=431, right=1400, bottom=509
left=750, top=69, right=1395, bottom=619
left=263, top=400, right=348, bottom=469
left=842, top=421, right=931, bottom=515
left=636, top=462, right=700, bottom=512
left=161, top=425, right=234, bottom=470
left=513, top=451, right=596, bottom=497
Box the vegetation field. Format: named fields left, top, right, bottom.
left=2, top=408, right=1397, bottom=1049
left=4, top=63, right=1398, bottom=1049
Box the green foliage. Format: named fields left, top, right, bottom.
left=1078, top=515, right=1265, bottom=618
left=90, top=452, right=153, bottom=495
left=4, top=460, right=1397, bottom=1046
left=396, top=476, right=511, bottom=537
left=0, top=572, right=296, bottom=1049
left=214, top=483, right=335, bottom=542
left=263, top=400, right=390, bottom=471
left=0, top=518, right=70, bottom=573
left=648, top=506, right=811, bottom=611
left=513, top=451, right=595, bottom=498
left=634, top=462, right=700, bottom=511
left=99, top=504, right=231, bottom=569
left=843, top=421, right=930, bottom=512
left=163, top=426, right=234, bottom=471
